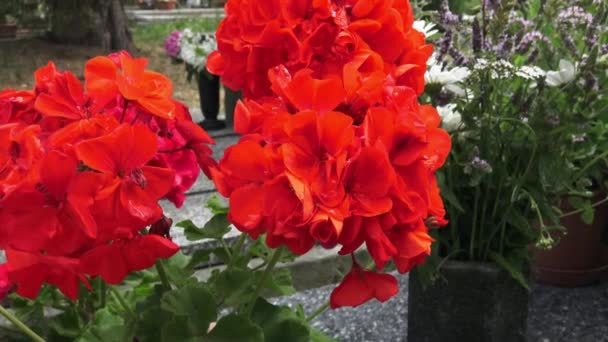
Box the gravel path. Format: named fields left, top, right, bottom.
left=274, top=274, right=608, bottom=342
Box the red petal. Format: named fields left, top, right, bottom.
left=75, top=124, right=158, bottom=174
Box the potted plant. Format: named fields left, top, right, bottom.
left=165, top=29, right=230, bottom=130
left=156, top=0, right=178, bottom=10
left=527, top=0, right=608, bottom=286
left=408, top=0, right=607, bottom=340
left=0, top=0, right=18, bottom=39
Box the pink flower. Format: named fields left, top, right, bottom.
left=0, top=263, right=12, bottom=300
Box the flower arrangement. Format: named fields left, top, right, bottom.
left=164, top=28, right=218, bottom=80
left=0, top=0, right=450, bottom=340
left=415, top=0, right=608, bottom=285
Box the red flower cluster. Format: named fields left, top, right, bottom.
left=0, top=52, right=214, bottom=299
left=209, top=0, right=451, bottom=308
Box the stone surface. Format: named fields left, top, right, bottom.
left=126, top=8, right=225, bottom=22
left=274, top=274, right=608, bottom=342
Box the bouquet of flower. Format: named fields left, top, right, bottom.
left=164, top=29, right=218, bottom=80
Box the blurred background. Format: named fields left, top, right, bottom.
left=0, top=0, right=227, bottom=109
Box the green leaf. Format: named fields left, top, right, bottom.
left=202, top=214, right=232, bottom=239
left=48, top=310, right=82, bottom=338
left=176, top=215, right=231, bottom=241
left=212, top=247, right=231, bottom=264
left=251, top=298, right=310, bottom=342
left=207, top=195, right=230, bottom=214
left=161, top=283, right=217, bottom=334
left=163, top=252, right=196, bottom=286
left=262, top=268, right=296, bottom=296
left=78, top=309, right=135, bottom=342
left=161, top=317, right=200, bottom=342
left=187, top=249, right=212, bottom=269
left=310, top=328, right=339, bottom=342
left=176, top=220, right=207, bottom=241
left=214, top=268, right=256, bottom=306
left=206, top=314, right=264, bottom=342
left=581, top=206, right=595, bottom=225
left=488, top=252, right=529, bottom=290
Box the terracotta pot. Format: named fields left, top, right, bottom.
left=408, top=261, right=529, bottom=342
left=156, top=1, right=177, bottom=10
left=533, top=197, right=608, bottom=287
left=0, top=23, right=17, bottom=39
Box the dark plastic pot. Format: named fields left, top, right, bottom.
left=533, top=198, right=608, bottom=287
left=197, top=73, right=225, bottom=130
left=408, top=261, right=528, bottom=342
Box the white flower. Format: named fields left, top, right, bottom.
left=437, top=104, right=462, bottom=132
left=425, top=55, right=470, bottom=96
left=178, top=29, right=217, bottom=71
left=516, top=66, right=546, bottom=80
left=413, top=20, right=439, bottom=38
left=546, top=59, right=577, bottom=87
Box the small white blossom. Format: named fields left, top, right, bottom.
left=546, top=59, right=577, bottom=87
left=516, top=66, right=546, bottom=80
left=437, top=104, right=462, bottom=132
left=413, top=20, right=439, bottom=38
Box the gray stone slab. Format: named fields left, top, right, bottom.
left=274, top=274, right=608, bottom=342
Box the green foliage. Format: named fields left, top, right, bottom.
left=132, top=17, right=222, bottom=47
left=206, top=314, right=264, bottom=342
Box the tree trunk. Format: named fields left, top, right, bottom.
left=48, top=0, right=136, bottom=53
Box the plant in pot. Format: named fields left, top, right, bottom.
left=165, top=28, right=237, bottom=131
left=407, top=0, right=607, bottom=340
left=522, top=0, right=608, bottom=287
left=0, top=0, right=19, bottom=39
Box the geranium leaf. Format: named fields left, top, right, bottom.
left=206, top=314, right=264, bottom=342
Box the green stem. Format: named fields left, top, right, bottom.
left=230, top=234, right=247, bottom=265
left=110, top=287, right=137, bottom=322
left=246, top=246, right=285, bottom=317
left=574, top=150, right=608, bottom=180
left=156, top=260, right=172, bottom=292
left=220, top=238, right=233, bottom=260
left=306, top=302, right=330, bottom=322
left=100, top=282, right=107, bottom=308
left=560, top=196, right=608, bottom=218
left=0, top=305, right=46, bottom=342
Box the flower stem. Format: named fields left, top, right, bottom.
left=246, top=246, right=285, bottom=317
left=100, top=282, right=107, bottom=308
left=0, top=305, right=46, bottom=342
left=109, top=287, right=137, bottom=322
left=306, top=302, right=330, bottom=322
left=155, top=260, right=172, bottom=292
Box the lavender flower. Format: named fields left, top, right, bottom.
left=515, top=31, right=549, bottom=54
left=439, top=1, right=459, bottom=26
left=557, top=6, right=593, bottom=26
left=465, top=156, right=493, bottom=174
left=164, top=31, right=182, bottom=59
